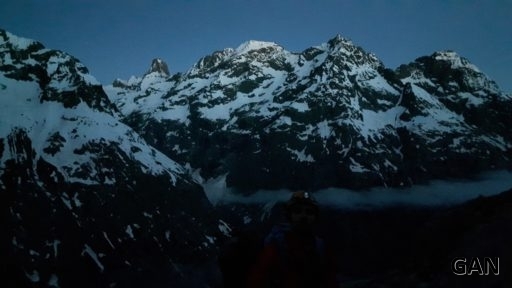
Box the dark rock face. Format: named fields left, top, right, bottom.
left=147, top=58, right=170, bottom=76
left=106, top=39, right=512, bottom=192
left=214, top=188, right=512, bottom=288
left=2, top=129, right=218, bottom=287
left=0, top=29, right=221, bottom=287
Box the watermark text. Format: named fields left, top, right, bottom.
left=452, top=257, right=499, bottom=276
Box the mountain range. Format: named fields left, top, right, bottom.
left=1, top=28, right=511, bottom=286
left=105, top=36, right=511, bottom=192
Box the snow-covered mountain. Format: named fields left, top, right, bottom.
left=0, top=29, right=222, bottom=287
left=105, top=36, right=512, bottom=192
left=2, top=27, right=511, bottom=286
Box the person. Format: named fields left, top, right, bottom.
left=248, top=191, right=338, bottom=288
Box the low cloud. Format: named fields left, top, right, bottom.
left=203, top=170, right=512, bottom=209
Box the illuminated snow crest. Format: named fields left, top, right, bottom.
left=235, top=40, right=282, bottom=54
left=434, top=51, right=481, bottom=72
left=2, top=30, right=37, bottom=50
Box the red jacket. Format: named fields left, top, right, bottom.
left=248, top=231, right=338, bottom=288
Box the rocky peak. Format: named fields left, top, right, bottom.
left=234, top=40, right=282, bottom=55
left=397, top=51, right=502, bottom=98
left=188, top=49, right=234, bottom=75
left=432, top=51, right=480, bottom=72
left=187, top=41, right=288, bottom=78
left=326, top=34, right=352, bottom=48
left=324, top=34, right=382, bottom=68
left=0, top=29, right=118, bottom=116
left=146, top=58, right=170, bottom=76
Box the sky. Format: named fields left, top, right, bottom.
left=1, top=0, right=511, bottom=92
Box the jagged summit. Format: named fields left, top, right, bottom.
left=320, top=34, right=382, bottom=67
left=326, top=34, right=353, bottom=47
left=234, top=40, right=282, bottom=54
left=324, top=34, right=366, bottom=54
left=0, top=29, right=115, bottom=116
left=146, top=58, right=170, bottom=76
left=432, top=50, right=481, bottom=72
left=398, top=50, right=503, bottom=95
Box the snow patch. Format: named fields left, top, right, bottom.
left=48, top=274, right=59, bottom=287
left=349, top=157, right=370, bottom=173
left=50, top=239, right=61, bottom=258
left=316, top=120, right=331, bottom=139
left=125, top=225, right=135, bottom=239
left=103, top=232, right=116, bottom=249
left=287, top=147, right=315, bottom=163
left=458, top=92, right=485, bottom=107
left=25, top=270, right=40, bottom=283
left=289, top=101, right=309, bottom=112
left=218, top=220, right=232, bottom=236
left=82, top=244, right=105, bottom=272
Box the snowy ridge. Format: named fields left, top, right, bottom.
left=0, top=30, right=187, bottom=185
left=235, top=40, right=282, bottom=54
left=0, top=74, right=183, bottom=186
left=106, top=34, right=512, bottom=191
left=398, top=51, right=505, bottom=101
left=434, top=51, right=481, bottom=72
left=1, top=30, right=37, bottom=50
left=46, top=52, right=101, bottom=89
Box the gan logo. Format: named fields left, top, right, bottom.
left=452, top=257, right=499, bottom=276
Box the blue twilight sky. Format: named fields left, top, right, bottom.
left=1, top=0, right=511, bottom=92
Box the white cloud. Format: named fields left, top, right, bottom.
left=202, top=170, right=512, bottom=209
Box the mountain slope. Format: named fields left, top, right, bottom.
left=395, top=52, right=512, bottom=182
left=105, top=37, right=512, bottom=192
left=0, top=29, right=221, bottom=287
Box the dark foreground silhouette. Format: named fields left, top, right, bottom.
left=217, top=188, right=512, bottom=288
